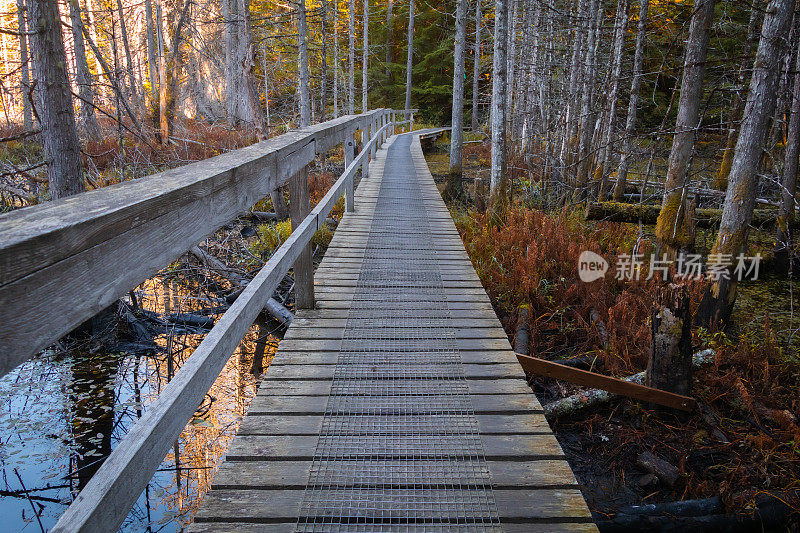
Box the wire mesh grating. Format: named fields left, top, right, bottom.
left=295, top=134, right=502, bottom=532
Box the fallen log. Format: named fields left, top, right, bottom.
left=516, top=353, right=696, bottom=412
left=585, top=202, right=783, bottom=228
left=189, top=245, right=293, bottom=326
left=541, top=349, right=714, bottom=418
left=164, top=313, right=215, bottom=329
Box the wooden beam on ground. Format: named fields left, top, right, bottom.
left=515, top=353, right=696, bottom=412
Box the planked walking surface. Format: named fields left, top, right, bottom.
left=189, top=132, right=597, bottom=532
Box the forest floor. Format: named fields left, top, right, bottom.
left=423, top=135, right=800, bottom=532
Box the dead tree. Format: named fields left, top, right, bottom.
left=489, top=0, right=509, bottom=211
left=297, top=0, right=311, bottom=127
left=654, top=0, right=716, bottom=256
left=700, top=0, right=793, bottom=325
left=28, top=0, right=84, bottom=199
left=445, top=0, right=468, bottom=200
left=404, top=0, right=415, bottom=114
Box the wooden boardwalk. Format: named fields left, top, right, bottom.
left=189, top=132, right=596, bottom=532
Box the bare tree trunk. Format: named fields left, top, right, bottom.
left=654, top=0, right=716, bottom=256
left=700, top=0, right=793, bottom=324
left=334, top=3, right=340, bottom=117
left=348, top=0, right=355, bottom=114
left=320, top=0, right=327, bottom=121
left=225, top=0, right=267, bottom=133
left=776, top=31, right=800, bottom=273
left=445, top=0, right=468, bottom=200
left=385, top=0, right=393, bottom=78
left=156, top=0, right=168, bottom=141
left=714, top=3, right=762, bottom=190
left=362, top=0, right=368, bottom=112
left=574, top=0, right=601, bottom=201
left=144, top=0, right=159, bottom=121
left=16, top=0, right=33, bottom=132
left=561, top=0, right=587, bottom=168
left=489, top=0, right=508, bottom=209
left=613, top=0, right=650, bottom=201
left=116, top=0, right=138, bottom=103
left=404, top=0, right=414, bottom=114
left=164, top=0, right=192, bottom=139
left=29, top=0, right=84, bottom=199
left=597, top=0, right=629, bottom=199
left=67, top=0, right=101, bottom=141
left=471, top=0, right=481, bottom=131
left=297, top=0, right=311, bottom=127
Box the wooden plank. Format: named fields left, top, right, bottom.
left=516, top=353, right=696, bottom=412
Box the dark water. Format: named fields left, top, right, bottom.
left=0, top=277, right=278, bottom=531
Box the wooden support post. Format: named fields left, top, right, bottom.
left=370, top=118, right=377, bottom=159
left=410, top=112, right=415, bottom=131
left=345, top=129, right=355, bottom=212
left=361, top=124, right=369, bottom=179
left=289, top=166, right=315, bottom=309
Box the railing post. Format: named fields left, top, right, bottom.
left=410, top=112, right=415, bottom=132
left=361, top=121, right=369, bottom=180
left=289, top=166, right=315, bottom=309
left=370, top=116, right=377, bottom=160
left=345, top=128, right=355, bottom=212
left=391, top=111, right=396, bottom=136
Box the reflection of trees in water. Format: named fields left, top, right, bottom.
left=67, top=350, right=120, bottom=491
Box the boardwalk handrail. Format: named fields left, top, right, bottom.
left=0, top=108, right=412, bottom=377
left=49, top=116, right=400, bottom=532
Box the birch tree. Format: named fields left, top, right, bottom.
left=28, top=0, right=84, bottom=199
left=362, top=0, right=368, bottom=112
left=489, top=0, right=508, bottom=210
left=654, top=0, right=716, bottom=256
left=297, top=0, right=311, bottom=127
left=471, top=0, right=481, bottom=131
left=445, top=0, right=468, bottom=200
left=404, top=0, right=414, bottom=114
left=613, top=0, right=650, bottom=201
left=701, top=0, right=793, bottom=324
left=348, top=0, right=355, bottom=114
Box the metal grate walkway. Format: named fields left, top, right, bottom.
left=189, top=132, right=597, bottom=533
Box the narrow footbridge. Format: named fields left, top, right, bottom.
left=0, top=110, right=595, bottom=532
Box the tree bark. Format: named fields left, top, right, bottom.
left=489, top=0, right=508, bottom=212
left=648, top=284, right=692, bottom=397
left=404, top=0, right=415, bottom=114
left=776, top=31, right=800, bottom=273
left=574, top=0, right=601, bottom=201
left=385, top=0, right=393, bottom=78
left=320, top=0, right=327, bottom=121
left=29, top=0, right=84, bottom=199
left=471, top=0, right=481, bottom=132
left=560, top=0, right=587, bottom=169
left=700, top=0, right=793, bottom=325
left=445, top=0, right=468, bottom=200
left=115, top=0, right=138, bottom=103
left=654, top=0, right=716, bottom=256
left=334, top=1, right=340, bottom=117
left=225, top=0, right=267, bottom=134
left=297, top=0, right=311, bottom=127
left=16, top=0, right=33, bottom=132
left=67, top=0, right=101, bottom=141
left=597, top=0, right=629, bottom=199
left=144, top=0, right=159, bottom=122
left=362, top=0, right=368, bottom=112
left=613, top=0, right=650, bottom=201
left=714, top=3, right=762, bottom=190
left=348, top=0, right=355, bottom=114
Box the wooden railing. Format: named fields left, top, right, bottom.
left=0, top=107, right=415, bottom=532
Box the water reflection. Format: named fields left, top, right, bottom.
left=0, top=273, right=279, bottom=531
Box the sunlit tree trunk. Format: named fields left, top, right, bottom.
left=29, top=0, right=84, bottom=199
left=404, top=0, right=414, bottom=114
left=16, top=0, right=33, bottom=132
left=334, top=1, right=340, bottom=117
left=362, top=0, right=368, bottom=112
left=445, top=0, right=467, bottom=200
left=489, top=0, right=508, bottom=209
left=470, top=0, right=481, bottom=132
left=654, top=0, right=716, bottom=256
left=613, top=0, right=650, bottom=201
left=700, top=0, right=793, bottom=324
left=348, top=0, right=355, bottom=114
left=297, top=0, right=311, bottom=127
left=144, top=0, right=159, bottom=121
left=67, top=0, right=101, bottom=141
left=320, top=0, right=327, bottom=121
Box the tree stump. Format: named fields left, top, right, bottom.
left=647, top=284, right=692, bottom=397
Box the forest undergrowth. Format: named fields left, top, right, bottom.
left=432, top=138, right=800, bottom=526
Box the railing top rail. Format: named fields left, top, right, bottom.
left=0, top=109, right=399, bottom=377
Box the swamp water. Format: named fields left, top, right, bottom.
left=0, top=277, right=279, bottom=531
